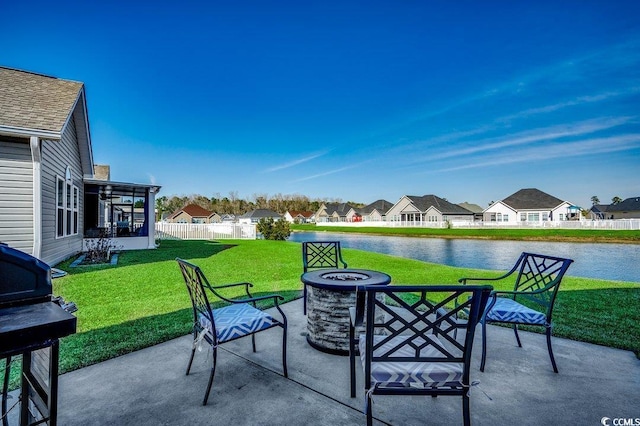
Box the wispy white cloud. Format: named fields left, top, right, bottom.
left=435, top=134, right=640, bottom=172
left=431, top=116, right=634, bottom=160
left=293, top=164, right=360, bottom=182
left=264, top=151, right=329, bottom=172
left=497, top=88, right=640, bottom=123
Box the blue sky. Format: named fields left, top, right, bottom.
left=2, top=1, right=639, bottom=208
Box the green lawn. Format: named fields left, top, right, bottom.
left=39, top=239, right=639, bottom=378
left=291, top=223, right=640, bottom=243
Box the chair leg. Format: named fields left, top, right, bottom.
left=546, top=326, right=559, bottom=373
left=203, top=347, right=217, bottom=406
left=480, top=319, right=488, bottom=372
left=251, top=333, right=257, bottom=352
left=462, top=392, right=471, bottom=426
left=366, top=391, right=373, bottom=426
left=349, top=323, right=356, bottom=397
left=282, top=324, right=288, bottom=378
left=186, top=334, right=197, bottom=375
left=513, top=324, right=522, bottom=347
left=303, top=284, right=307, bottom=315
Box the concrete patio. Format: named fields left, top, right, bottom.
left=7, top=298, right=639, bottom=425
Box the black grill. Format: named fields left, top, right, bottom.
left=1, top=243, right=77, bottom=426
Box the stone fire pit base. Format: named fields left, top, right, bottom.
left=306, top=286, right=383, bottom=355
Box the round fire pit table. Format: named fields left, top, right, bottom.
left=301, top=268, right=391, bottom=355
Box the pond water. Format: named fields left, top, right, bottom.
left=289, top=232, right=640, bottom=283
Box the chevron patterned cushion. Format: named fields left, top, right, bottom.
left=359, top=334, right=463, bottom=387
left=199, top=303, right=278, bottom=343
left=485, top=297, right=547, bottom=325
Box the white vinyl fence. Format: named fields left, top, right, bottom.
left=155, top=223, right=257, bottom=240
left=316, top=219, right=640, bottom=230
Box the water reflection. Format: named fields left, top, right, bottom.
left=289, top=232, right=640, bottom=283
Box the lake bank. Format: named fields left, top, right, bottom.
left=291, top=224, right=640, bottom=244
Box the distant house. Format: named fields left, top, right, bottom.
left=458, top=202, right=484, bottom=221
left=603, top=197, right=640, bottom=219
left=346, top=199, right=393, bottom=222
left=315, top=203, right=355, bottom=222
left=483, top=188, right=576, bottom=224
left=589, top=204, right=609, bottom=220
left=220, top=214, right=236, bottom=223
left=168, top=204, right=212, bottom=223
left=284, top=210, right=314, bottom=223
left=238, top=209, right=282, bottom=224
left=0, top=66, right=160, bottom=265
left=208, top=212, right=222, bottom=223
left=386, top=195, right=474, bottom=223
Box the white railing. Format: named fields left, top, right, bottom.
left=155, top=223, right=256, bottom=240
left=316, top=219, right=640, bottom=230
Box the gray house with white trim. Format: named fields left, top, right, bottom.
left=0, top=66, right=159, bottom=266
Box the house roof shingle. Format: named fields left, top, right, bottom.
left=500, top=188, right=565, bottom=210
left=323, top=203, right=354, bottom=216
left=170, top=204, right=211, bottom=219
left=288, top=210, right=314, bottom=218
left=406, top=195, right=473, bottom=215
left=457, top=202, right=484, bottom=213
left=361, top=199, right=393, bottom=214
left=606, top=197, right=640, bottom=212
left=0, top=66, right=83, bottom=134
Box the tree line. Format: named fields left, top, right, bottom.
left=155, top=192, right=365, bottom=218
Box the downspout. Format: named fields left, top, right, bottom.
left=147, top=187, right=157, bottom=248
left=30, top=136, right=42, bottom=259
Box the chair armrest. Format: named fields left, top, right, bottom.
left=210, top=282, right=253, bottom=290
left=226, top=294, right=284, bottom=305
left=491, top=281, right=559, bottom=297
left=459, top=271, right=513, bottom=284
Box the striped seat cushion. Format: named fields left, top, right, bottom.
left=199, top=303, right=278, bottom=343
left=359, top=334, right=463, bottom=387
left=485, top=297, right=547, bottom=325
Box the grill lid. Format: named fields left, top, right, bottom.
left=0, top=243, right=52, bottom=307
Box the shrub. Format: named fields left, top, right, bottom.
left=257, top=217, right=291, bottom=240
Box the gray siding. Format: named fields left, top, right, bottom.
left=40, top=113, right=84, bottom=266
left=0, top=138, right=34, bottom=253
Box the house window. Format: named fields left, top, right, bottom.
left=57, top=178, right=64, bottom=237
left=520, top=213, right=526, bottom=221
left=503, top=214, right=509, bottom=222
left=542, top=212, right=549, bottom=221
left=497, top=213, right=502, bottom=222
left=56, top=168, right=79, bottom=238
left=527, top=212, right=540, bottom=222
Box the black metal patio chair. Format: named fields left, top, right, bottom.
left=459, top=252, right=573, bottom=373
left=176, top=258, right=288, bottom=405
left=301, top=241, right=347, bottom=314
left=349, top=285, right=491, bottom=426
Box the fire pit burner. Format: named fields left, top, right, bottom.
left=321, top=272, right=370, bottom=281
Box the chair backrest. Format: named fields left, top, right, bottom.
left=302, top=241, right=347, bottom=272
left=511, top=252, right=574, bottom=316
left=358, top=285, right=491, bottom=388
left=176, top=258, right=217, bottom=344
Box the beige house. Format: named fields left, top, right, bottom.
left=168, top=204, right=212, bottom=223
left=386, top=195, right=474, bottom=223
left=284, top=210, right=314, bottom=223
left=315, top=203, right=355, bottom=222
